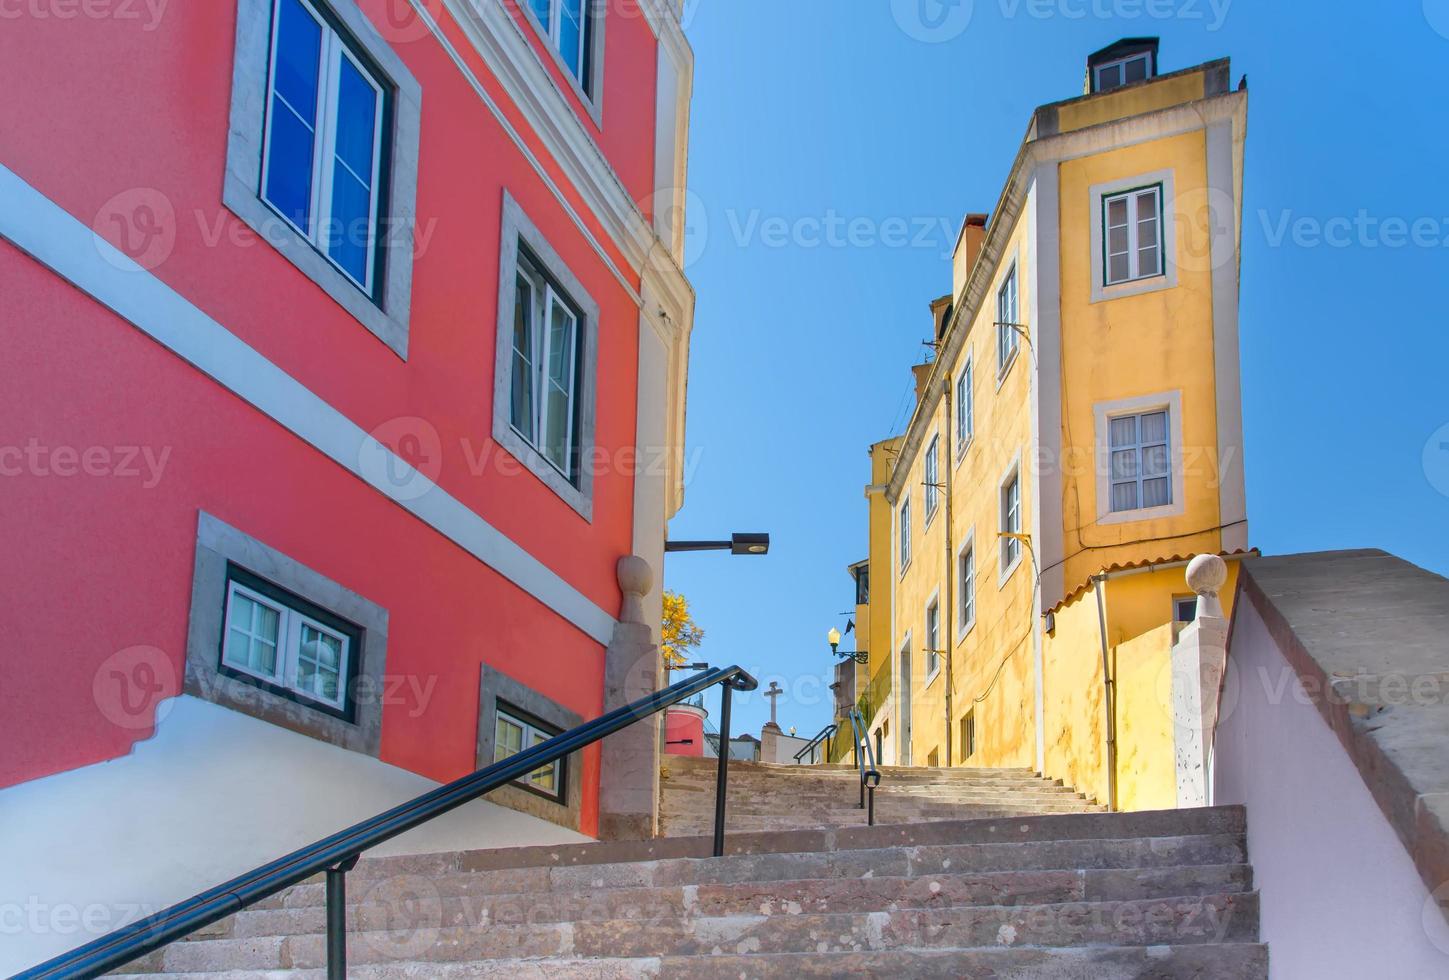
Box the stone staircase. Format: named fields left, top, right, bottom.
left=110, top=789, right=1267, bottom=977
left=660, top=757, right=1106, bottom=836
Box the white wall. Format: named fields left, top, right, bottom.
left=1213, top=599, right=1449, bottom=977
left=0, top=696, right=588, bottom=975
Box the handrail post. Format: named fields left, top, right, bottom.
left=712, top=682, right=733, bottom=858
left=325, top=855, right=358, bottom=980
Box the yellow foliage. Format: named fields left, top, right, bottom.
left=661, top=590, right=704, bottom=667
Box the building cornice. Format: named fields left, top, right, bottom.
left=883, top=86, right=1247, bottom=505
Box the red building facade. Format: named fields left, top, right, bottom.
left=0, top=0, right=695, bottom=967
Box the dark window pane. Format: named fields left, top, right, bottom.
left=274, top=0, right=322, bottom=122
left=264, top=96, right=316, bottom=231
left=1125, top=55, right=1148, bottom=83
left=333, top=57, right=379, bottom=184
left=327, top=168, right=372, bottom=284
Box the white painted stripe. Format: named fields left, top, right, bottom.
left=0, top=163, right=618, bottom=646
left=408, top=0, right=643, bottom=307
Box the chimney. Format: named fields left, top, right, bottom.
left=912, top=362, right=933, bottom=403
left=952, top=213, right=988, bottom=301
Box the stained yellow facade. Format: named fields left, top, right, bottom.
left=849, top=47, right=1251, bottom=809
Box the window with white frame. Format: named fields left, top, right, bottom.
left=510, top=249, right=585, bottom=483
left=958, top=542, right=976, bottom=633
left=222, top=571, right=357, bottom=713
left=899, top=494, right=912, bottom=571
left=1103, top=185, right=1163, bottom=286
left=1174, top=595, right=1198, bottom=623
left=924, top=436, right=940, bottom=523
left=1093, top=51, right=1153, bottom=93
left=525, top=0, right=599, bottom=98
left=1108, top=409, right=1172, bottom=512
left=262, top=0, right=388, bottom=295
left=494, top=706, right=565, bottom=801
left=925, top=599, right=940, bottom=677
left=996, top=264, right=1019, bottom=374
left=955, top=357, right=973, bottom=456
left=1000, top=471, right=1022, bottom=573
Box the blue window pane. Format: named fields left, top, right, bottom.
left=528, top=0, right=550, bottom=27
left=334, top=57, right=378, bottom=184
left=327, top=169, right=372, bottom=285
left=558, top=0, right=583, bottom=76
left=274, top=0, right=322, bottom=122
left=264, top=96, right=316, bottom=231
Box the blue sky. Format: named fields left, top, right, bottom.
left=665, top=0, right=1449, bottom=739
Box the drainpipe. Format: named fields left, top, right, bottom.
left=942, top=382, right=955, bottom=766
left=1092, top=573, right=1117, bottom=811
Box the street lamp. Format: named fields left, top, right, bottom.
left=827, top=627, right=868, bottom=665
left=664, top=532, right=770, bottom=555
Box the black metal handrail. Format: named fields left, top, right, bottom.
left=792, top=721, right=838, bottom=764
left=16, top=665, right=758, bottom=980
left=846, top=706, right=881, bottom=825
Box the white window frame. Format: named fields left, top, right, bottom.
left=996, top=261, right=1020, bottom=380
left=260, top=0, right=386, bottom=296
left=1093, top=50, right=1153, bottom=93
left=518, top=0, right=606, bottom=126
left=923, top=434, right=940, bottom=526
left=998, top=457, right=1024, bottom=587
left=924, top=591, right=941, bottom=683
left=1174, top=595, right=1199, bottom=623
left=955, top=353, right=974, bottom=462
left=1093, top=390, right=1186, bottom=525
left=898, top=493, right=912, bottom=575
left=494, top=706, right=564, bottom=800
left=956, top=528, right=976, bottom=641
left=1101, top=184, right=1163, bottom=288
left=222, top=579, right=352, bottom=711
left=1090, top=169, right=1177, bottom=304
left=511, top=250, right=583, bottom=480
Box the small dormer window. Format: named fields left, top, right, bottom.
left=1087, top=38, right=1160, bottom=94
left=1095, top=51, right=1153, bottom=92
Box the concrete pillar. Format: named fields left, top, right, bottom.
left=1173, top=554, right=1230, bottom=808
left=597, top=555, right=661, bottom=840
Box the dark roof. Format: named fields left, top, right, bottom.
left=1087, top=37, right=1160, bottom=63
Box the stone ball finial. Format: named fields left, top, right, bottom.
left=617, top=555, right=654, bottom=625
left=1186, top=553, right=1228, bottom=596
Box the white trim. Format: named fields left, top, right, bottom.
left=896, top=628, right=913, bottom=767
left=1025, top=174, right=1050, bottom=772
left=1093, top=390, right=1187, bottom=526
left=1089, top=167, right=1178, bottom=304
left=997, top=453, right=1024, bottom=588
left=922, top=432, right=940, bottom=528
left=0, top=162, right=618, bottom=646
left=1206, top=119, right=1248, bottom=554
left=954, top=528, right=977, bottom=644
left=1092, top=50, right=1154, bottom=93
left=515, top=0, right=606, bottom=129
left=994, top=255, right=1021, bottom=384
left=897, top=491, right=912, bottom=577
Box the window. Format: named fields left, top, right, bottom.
left=1000, top=471, right=1021, bottom=574
left=1103, top=185, right=1163, bottom=286
left=960, top=710, right=976, bottom=760
left=996, top=264, right=1019, bottom=374
left=927, top=748, right=939, bottom=768
left=221, top=569, right=359, bottom=714
left=899, top=495, right=912, bottom=571
left=524, top=0, right=600, bottom=100
left=924, top=599, right=940, bottom=678
left=923, top=436, right=940, bottom=523
left=510, top=249, right=585, bottom=482
left=494, top=706, right=565, bottom=801
left=1093, top=51, right=1153, bottom=93
left=955, top=357, right=973, bottom=457
left=1174, top=595, right=1198, bottom=623
left=1109, top=409, right=1172, bottom=512
left=853, top=564, right=870, bottom=606
left=262, top=0, right=388, bottom=295
left=958, top=542, right=976, bottom=634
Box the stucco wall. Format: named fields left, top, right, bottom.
left=1214, top=596, right=1449, bottom=976
left=0, top=696, right=588, bottom=976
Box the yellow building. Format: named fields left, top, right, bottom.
left=854, top=39, right=1253, bottom=809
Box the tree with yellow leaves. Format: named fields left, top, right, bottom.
left=661, top=590, right=705, bottom=668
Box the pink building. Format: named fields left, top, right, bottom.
left=0, top=0, right=696, bottom=969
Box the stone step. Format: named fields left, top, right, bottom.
left=130, top=892, right=1257, bottom=972
left=112, top=942, right=1273, bottom=979
left=264, top=833, right=1246, bottom=917
left=205, top=864, right=1251, bottom=942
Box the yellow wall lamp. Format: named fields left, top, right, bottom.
left=827, top=627, right=868, bottom=665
